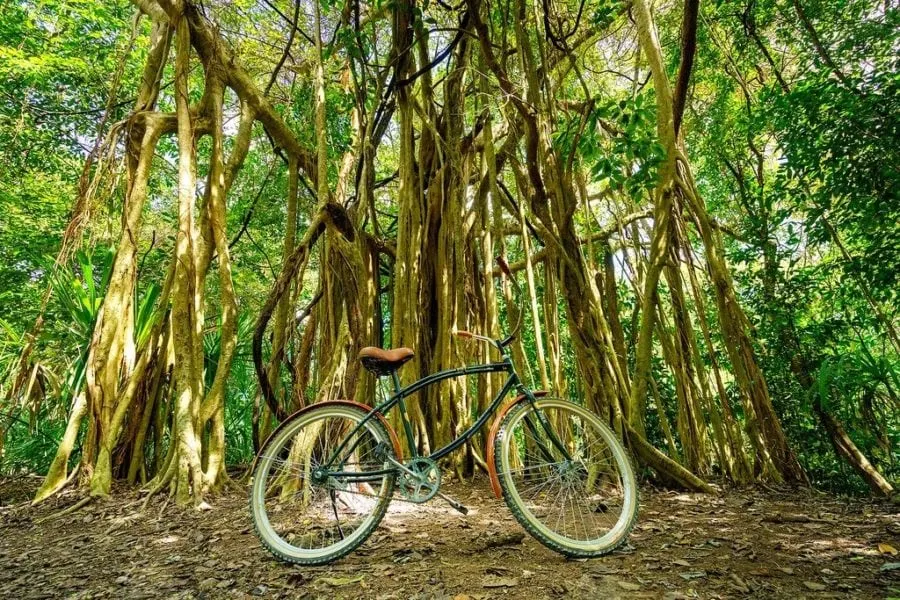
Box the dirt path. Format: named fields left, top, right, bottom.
left=1, top=477, right=898, bottom=599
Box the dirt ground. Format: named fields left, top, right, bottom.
left=1, top=476, right=898, bottom=599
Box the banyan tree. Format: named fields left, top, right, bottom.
left=6, top=0, right=893, bottom=507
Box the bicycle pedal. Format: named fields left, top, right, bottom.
left=437, top=491, right=469, bottom=515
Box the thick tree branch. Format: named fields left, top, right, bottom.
left=672, top=0, right=699, bottom=134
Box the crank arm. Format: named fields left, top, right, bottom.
left=386, top=456, right=419, bottom=477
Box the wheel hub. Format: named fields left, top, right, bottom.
left=557, top=461, right=585, bottom=486
left=311, top=467, right=329, bottom=485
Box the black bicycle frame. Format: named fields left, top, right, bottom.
left=313, top=256, right=577, bottom=484
left=324, top=357, right=521, bottom=475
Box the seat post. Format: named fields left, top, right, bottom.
left=390, top=371, right=403, bottom=395
left=390, top=370, right=418, bottom=458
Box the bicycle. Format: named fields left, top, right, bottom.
left=250, top=257, right=638, bottom=565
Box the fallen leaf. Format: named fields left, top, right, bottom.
left=673, top=559, right=691, bottom=567
left=881, top=562, right=900, bottom=572
left=381, top=525, right=409, bottom=534
left=616, top=581, right=641, bottom=591
left=803, top=581, right=827, bottom=591
left=678, top=571, right=707, bottom=581
left=482, top=532, right=526, bottom=549
left=392, top=549, right=423, bottom=563
left=588, top=564, right=620, bottom=576
left=199, top=578, right=218, bottom=591
left=878, top=543, right=898, bottom=556
left=482, top=576, right=518, bottom=588
left=320, top=575, right=365, bottom=586
left=730, top=573, right=750, bottom=593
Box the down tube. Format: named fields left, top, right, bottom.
left=429, top=373, right=518, bottom=462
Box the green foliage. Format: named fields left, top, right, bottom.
left=46, top=249, right=110, bottom=401
left=0, top=0, right=896, bottom=499
left=0, top=320, right=25, bottom=399
left=766, top=67, right=900, bottom=299
left=688, top=0, right=899, bottom=493
left=554, top=94, right=664, bottom=198
left=1, top=249, right=110, bottom=474
left=589, top=0, right=625, bottom=29
left=0, top=402, right=67, bottom=476
left=208, top=312, right=259, bottom=465
left=0, top=0, right=139, bottom=333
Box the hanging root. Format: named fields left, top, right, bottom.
left=470, top=444, right=490, bottom=475
left=218, top=473, right=243, bottom=492
left=33, top=393, right=88, bottom=505
left=141, top=450, right=212, bottom=511
left=32, top=463, right=82, bottom=507
left=141, top=445, right=177, bottom=510
left=626, top=423, right=716, bottom=494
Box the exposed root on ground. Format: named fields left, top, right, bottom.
left=34, top=496, right=93, bottom=525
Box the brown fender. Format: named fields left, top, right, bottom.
left=251, top=400, right=404, bottom=476
left=486, top=391, right=549, bottom=498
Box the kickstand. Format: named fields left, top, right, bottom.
left=437, top=490, right=469, bottom=515
left=329, top=489, right=346, bottom=540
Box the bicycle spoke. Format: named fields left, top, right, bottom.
left=496, top=399, right=637, bottom=553
left=250, top=405, right=396, bottom=564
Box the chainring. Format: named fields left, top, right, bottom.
left=397, top=457, right=441, bottom=503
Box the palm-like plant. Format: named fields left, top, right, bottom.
left=0, top=249, right=163, bottom=475
left=47, top=250, right=110, bottom=404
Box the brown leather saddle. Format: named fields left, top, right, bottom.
left=358, top=346, right=415, bottom=376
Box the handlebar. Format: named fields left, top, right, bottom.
left=453, top=329, right=497, bottom=347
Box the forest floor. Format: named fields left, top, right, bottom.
left=0, top=476, right=898, bottom=599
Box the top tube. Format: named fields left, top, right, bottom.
left=391, top=361, right=513, bottom=403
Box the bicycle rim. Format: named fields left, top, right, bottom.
left=250, top=404, right=395, bottom=564
left=496, top=398, right=638, bottom=555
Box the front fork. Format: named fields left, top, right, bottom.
left=519, top=388, right=573, bottom=462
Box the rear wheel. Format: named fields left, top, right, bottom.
left=250, top=403, right=396, bottom=565
left=495, top=397, right=638, bottom=557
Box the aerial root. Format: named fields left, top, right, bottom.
left=141, top=456, right=177, bottom=510
left=34, top=496, right=93, bottom=525
left=31, top=463, right=82, bottom=507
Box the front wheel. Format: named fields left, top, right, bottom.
left=494, top=397, right=638, bottom=557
